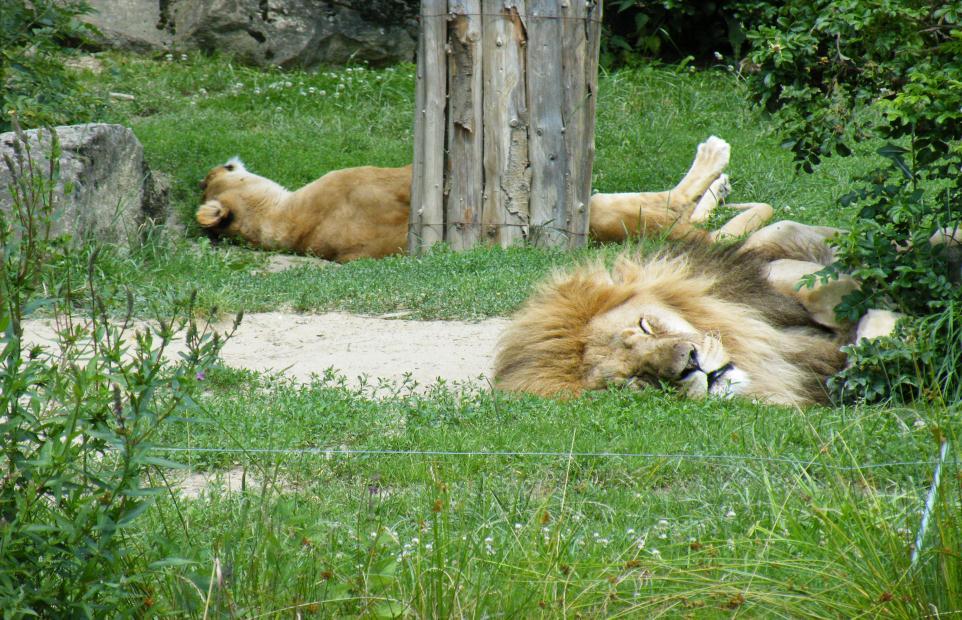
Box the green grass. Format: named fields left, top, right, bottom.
left=133, top=369, right=960, bottom=617
left=17, top=52, right=953, bottom=616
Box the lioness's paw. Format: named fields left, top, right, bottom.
left=695, top=136, right=731, bottom=177
left=196, top=200, right=228, bottom=228
left=710, top=174, right=731, bottom=200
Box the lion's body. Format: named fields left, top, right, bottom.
left=196, top=137, right=774, bottom=260
left=494, top=242, right=850, bottom=406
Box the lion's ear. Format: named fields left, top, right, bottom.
left=196, top=199, right=229, bottom=228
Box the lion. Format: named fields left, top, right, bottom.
left=493, top=220, right=898, bottom=406
left=194, top=137, right=773, bottom=262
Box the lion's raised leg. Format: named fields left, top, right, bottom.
left=856, top=309, right=902, bottom=342
left=764, top=259, right=858, bottom=331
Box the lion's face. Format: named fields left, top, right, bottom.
left=582, top=295, right=749, bottom=399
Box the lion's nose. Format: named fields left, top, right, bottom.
left=684, top=345, right=699, bottom=372
left=198, top=180, right=207, bottom=190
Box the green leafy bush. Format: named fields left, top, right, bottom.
left=0, top=0, right=103, bottom=131
left=744, top=1, right=957, bottom=171
left=755, top=4, right=962, bottom=404
left=0, top=122, right=238, bottom=616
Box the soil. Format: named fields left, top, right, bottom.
left=22, top=311, right=510, bottom=389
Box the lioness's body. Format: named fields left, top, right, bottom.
left=196, top=138, right=772, bottom=262
left=198, top=161, right=411, bottom=262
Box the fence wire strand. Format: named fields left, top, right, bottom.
left=151, top=445, right=940, bottom=472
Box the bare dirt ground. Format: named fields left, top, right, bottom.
left=22, top=311, right=510, bottom=389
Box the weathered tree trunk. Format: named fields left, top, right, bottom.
left=409, top=0, right=602, bottom=253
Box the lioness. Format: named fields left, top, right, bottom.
left=493, top=221, right=893, bottom=406
left=195, top=137, right=773, bottom=262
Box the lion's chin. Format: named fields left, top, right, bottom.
left=679, top=365, right=750, bottom=399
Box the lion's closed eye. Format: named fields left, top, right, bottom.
left=638, top=317, right=655, bottom=335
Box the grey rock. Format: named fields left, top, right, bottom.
left=82, top=0, right=418, bottom=68
left=84, top=0, right=174, bottom=52
left=0, top=124, right=170, bottom=247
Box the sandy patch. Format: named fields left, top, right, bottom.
left=22, top=311, right=509, bottom=389
left=175, top=466, right=293, bottom=500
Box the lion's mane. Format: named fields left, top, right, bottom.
left=494, top=243, right=848, bottom=405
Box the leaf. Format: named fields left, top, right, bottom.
left=117, top=500, right=151, bottom=526
left=876, top=143, right=914, bottom=179
left=137, top=455, right=187, bottom=469
left=372, top=600, right=406, bottom=619
left=148, top=557, right=198, bottom=570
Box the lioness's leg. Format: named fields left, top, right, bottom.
left=765, top=259, right=858, bottom=331
left=690, top=174, right=731, bottom=223
left=669, top=136, right=731, bottom=220
left=588, top=137, right=731, bottom=242
left=708, top=203, right=774, bottom=242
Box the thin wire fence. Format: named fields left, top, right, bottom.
left=151, top=445, right=945, bottom=473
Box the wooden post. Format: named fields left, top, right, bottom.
left=409, top=0, right=602, bottom=254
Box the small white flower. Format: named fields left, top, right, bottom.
left=714, top=51, right=723, bottom=60
left=483, top=536, right=493, bottom=545
left=657, top=519, right=669, bottom=528
left=914, top=418, right=926, bottom=429
left=180, top=53, right=188, bottom=61
left=658, top=532, right=668, bottom=540
left=650, top=548, right=661, bottom=558
left=425, top=543, right=433, bottom=551
left=411, top=537, right=419, bottom=545
left=626, top=528, right=636, bottom=536
left=514, top=523, right=523, bottom=530
left=725, top=509, right=737, bottom=518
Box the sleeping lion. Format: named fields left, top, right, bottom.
left=195, top=137, right=772, bottom=262
left=493, top=220, right=897, bottom=406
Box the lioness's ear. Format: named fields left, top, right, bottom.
left=196, top=199, right=230, bottom=228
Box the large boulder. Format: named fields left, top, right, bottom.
left=0, top=124, right=169, bottom=246
left=83, top=0, right=418, bottom=68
